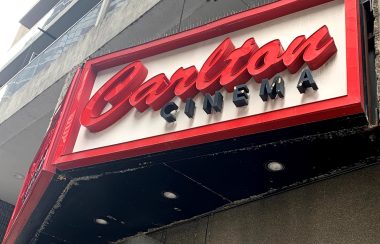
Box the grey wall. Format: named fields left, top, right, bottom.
left=376, top=0, right=380, bottom=110
left=125, top=164, right=380, bottom=244
left=0, top=200, right=14, bottom=242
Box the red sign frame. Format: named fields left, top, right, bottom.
left=3, top=68, right=83, bottom=244
left=53, top=0, right=363, bottom=170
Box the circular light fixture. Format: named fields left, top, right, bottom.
left=162, top=191, right=178, bottom=199
left=266, top=161, right=285, bottom=172
left=95, top=218, right=108, bottom=225
left=173, top=207, right=182, bottom=212
left=13, top=173, right=25, bottom=180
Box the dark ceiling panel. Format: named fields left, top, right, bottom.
left=40, top=164, right=228, bottom=243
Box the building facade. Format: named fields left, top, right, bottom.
left=0, top=0, right=379, bottom=243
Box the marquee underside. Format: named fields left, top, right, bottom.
left=16, top=114, right=380, bottom=243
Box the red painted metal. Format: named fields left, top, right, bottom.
left=3, top=67, right=83, bottom=244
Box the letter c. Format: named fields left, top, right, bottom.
left=81, top=61, right=148, bottom=132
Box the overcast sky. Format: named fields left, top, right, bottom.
left=0, top=0, right=38, bottom=56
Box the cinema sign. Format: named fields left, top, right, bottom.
left=53, top=0, right=362, bottom=170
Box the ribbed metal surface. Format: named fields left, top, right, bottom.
left=0, top=200, right=14, bottom=242
left=94, top=0, right=278, bottom=56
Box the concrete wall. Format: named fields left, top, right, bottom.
left=376, top=0, right=380, bottom=110
left=0, top=0, right=160, bottom=125
left=0, top=200, right=13, bottom=242
left=122, top=164, right=380, bottom=244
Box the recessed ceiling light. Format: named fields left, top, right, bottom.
left=173, top=207, right=182, bottom=212
left=95, top=218, right=108, bottom=225
left=266, top=161, right=285, bottom=172
left=163, top=191, right=178, bottom=199
left=13, top=173, right=25, bottom=180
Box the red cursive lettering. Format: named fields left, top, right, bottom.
left=81, top=26, right=337, bottom=132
